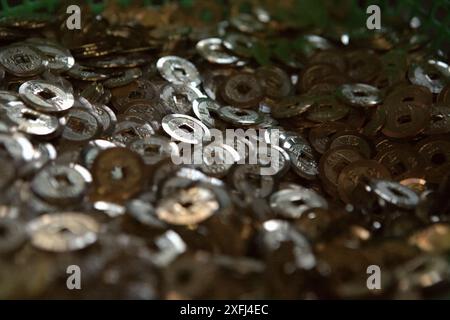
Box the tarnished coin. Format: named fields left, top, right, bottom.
left=256, top=66, right=292, bottom=100
left=31, top=164, right=90, bottom=205
left=285, top=142, right=319, bottom=180
left=319, top=147, right=365, bottom=195
left=196, top=38, right=239, bottom=65
left=0, top=45, right=44, bottom=77
left=162, top=114, right=210, bottom=144
left=305, top=96, right=350, bottom=122
left=157, top=56, right=201, bottom=86
left=221, top=72, right=263, bottom=108
left=79, top=139, right=117, bottom=169
left=337, top=160, right=391, bottom=204
left=271, top=95, right=315, bottom=119
left=19, top=80, right=74, bottom=113
left=27, top=213, right=99, bottom=252
left=92, top=147, right=145, bottom=202
left=375, top=146, right=423, bottom=180
left=309, top=122, right=349, bottom=154
left=382, top=103, right=430, bottom=138
left=329, top=131, right=374, bottom=158
left=416, top=138, right=450, bottom=183
left=425, top=104, right=450, bottom=135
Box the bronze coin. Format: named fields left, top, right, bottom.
left=337, top=160, right=391, bottom=204
left=319, top=146, right=366, bottom=195
left=416, top=137, right=450, bottom=183
left=271, top=95, right=315, bottom=119
left=309, top=122, right=350, bottom=154
left=92, top=147, right=145, bottom=203
left=308, top=50, right=347, bottom=72
left=329, top=131, right=374, bottom=158
left=305, top=95, right=350, bottom=123
left=256, top=66, right=292, bottom=99
left=437, top=84, right=450, bottom=104
left=221, top=72, right=263, bottom=108
left=345, top=50, right=381, bottom=82
left=425, top=104, right=450, bottom=135
left=362, top=106, right=386, bottom=136
left=298, top=63, right=338, bottom=92
left=382, top=103, right=430, bottom=138
left=375, top=146, right=423, bottom=180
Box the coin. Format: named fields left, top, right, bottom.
left=0, top=45, right=44, bottom=77
left=337, top=160, right=391, bottom=204
left=19, top=80, right=74, bottom=113
left=27, top=212, right=99, bottom=252
left=221, top=72, right=263, bottom=108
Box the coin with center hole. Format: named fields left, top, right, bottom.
left=19, top=80, right=74, bottom=113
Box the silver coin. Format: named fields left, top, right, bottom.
left=270, top=186, right=327, bottom=219
left=199, top=143, right=239, bottom=177
left=113, top=116, right=155, bottom=145
left=337, top=83, right=382, bottom=107
left=126, top=195, right=166, bottom=230
left=196, top=38, right=239, bottom=65
left=129, top=135, right=179, bottom=165
left=162, top=113, right=210, bottom=144
left=157, top=56, right=201, bottom=86
left=31, top=164, right=89, bottom=205
left=0, top=45, right=44, bottom=77
left=27, top=212, right=99, bottom=252
left=19, top=80, right=74, bottom=113
left=192, top=97, right=218, bottom=128
left=92, top=104, right=117, bottom=136
left=370, top=179, right=419, bottom=209
left=18, top=142, right=57, bottom=177
left=63, top=107, right=101, bottom=142
left=285, top=142, right=318, bottom=180
left=0, top=132, right=34, bottom=163
left=258, top=144, right=290, bottom=177
left=33, top=43, right=75, bottom=72
left=408, top=59, right=450, bottom=94
left=4, top=101, right=60, bottom=136
left=231, top=164, right=275, bottom=198
left=159, top=83, right=204, bottom=114
left=218, top=106, right=263, bottom=125
left=0, top=90, right=20, bottom=103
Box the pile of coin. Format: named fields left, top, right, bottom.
left=0, top=2, right=450, bottom=299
